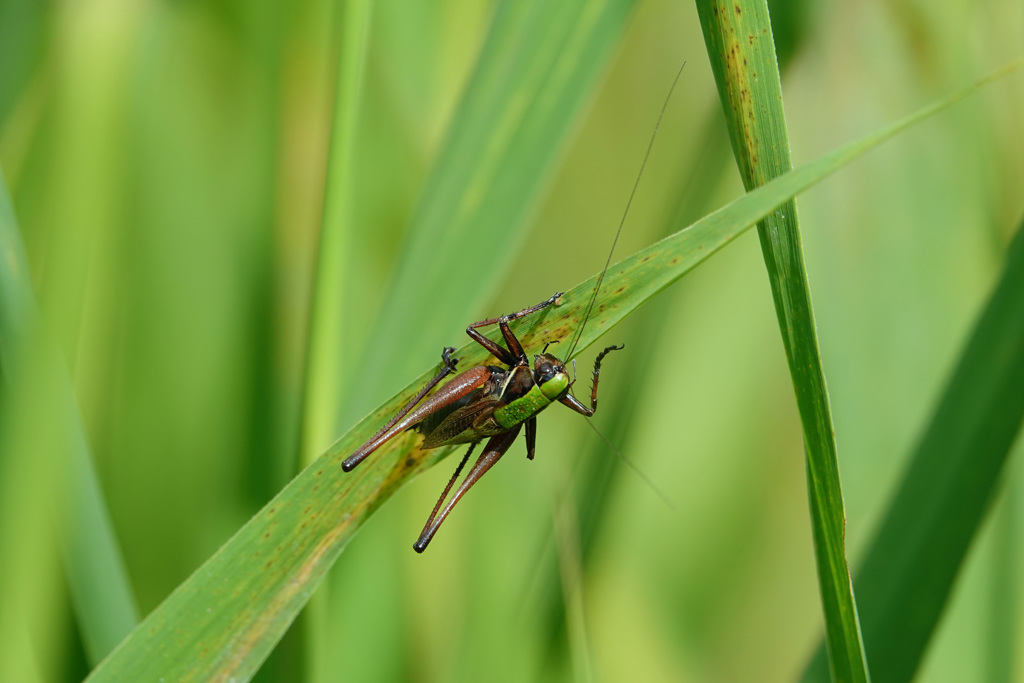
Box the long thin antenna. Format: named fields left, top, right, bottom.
left=584, top=420, right=674, bottom=510
left=565, top=61, right=686, bottom=361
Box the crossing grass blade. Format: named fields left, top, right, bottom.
left=695, top=1, right=868, bottom=679
left=82, top=59, right=1022, bottom=682
left=802, top=217, right=1024, bottom=682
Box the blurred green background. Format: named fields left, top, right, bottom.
left=1, top=0, right=1023, bottom=681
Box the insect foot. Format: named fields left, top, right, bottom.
left=441, top=346, right=458, bottom=373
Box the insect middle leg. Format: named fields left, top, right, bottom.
left=525, top=417, right=536, bottom=460
left=465, top=292, right=562, bottom=364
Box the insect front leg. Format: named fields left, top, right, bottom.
left=559, top=344, right=624, bottom=417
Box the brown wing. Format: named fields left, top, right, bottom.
left=421, top=397, right=500, bottom=449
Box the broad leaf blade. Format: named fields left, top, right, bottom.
left=84, top=60, right=1022, bottom=683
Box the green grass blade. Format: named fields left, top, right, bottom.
left=0, top=171, right=138, bottom=663
left=82, top=60, right=1021, bottom=682
left=802, top=218, right=1024, bottom=682
left=695, top=1, right=868, bottom=679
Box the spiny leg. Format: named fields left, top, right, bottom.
left=525, top=417, right=537, bottom=460
left=466, top=292, right=563, bottom=364
left=559, top=344, right=624, bottom=417
left=341, top=347, right=460, bottom=472
left=413, top=425, right=521, bottom=552
left=590, top=344, right=624, bottom=411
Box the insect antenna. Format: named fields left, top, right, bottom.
left=584, top=420, right=675, bottom=510
left=564, top=61, right=686, bottom=361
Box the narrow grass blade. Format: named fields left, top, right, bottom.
left=298, top=1, right=374, bottom=680
left=299, top=0, right=375, bottom=468
left=0, top=171, right=138, bottom=663
left=802, top=219, right=1024, bottom=682
left=83, top=59, right=1022, bottom=683
left=695, top=1, right=868, bottom=679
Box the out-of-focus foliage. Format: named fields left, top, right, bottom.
left=0, top=0, right=1022, bottom=681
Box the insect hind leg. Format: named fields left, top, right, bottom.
left=413, top=426, right=521, bottom=552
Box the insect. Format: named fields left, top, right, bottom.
left=342, top=290, right=623, bottom=552
left=342, top=62, right=685, bottom=552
